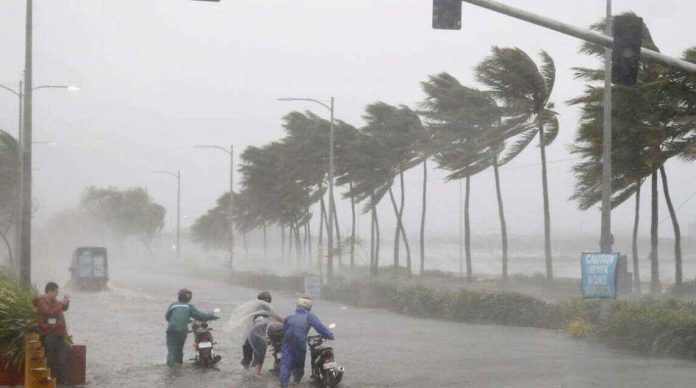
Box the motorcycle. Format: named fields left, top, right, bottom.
left=266, top=322, right=285, bottom=374
left=190, top=308, right=222, bottom=368
left=308, top=323, right=344, bottom=387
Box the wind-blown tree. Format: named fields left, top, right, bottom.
left=420, top=72, right=511, bottom=281
left=336, top=128, right=394, bottom=277
left=80, top=186, right=166, bottom=247
left=475, top=47, right=560, bottom=281
left=569, top=14, right=696, bottom=291
left=0, top=130, right=19, bottom=265
left=361, top=102, right=427, bottom=277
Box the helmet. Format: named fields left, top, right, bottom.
left=296, top=296, right=313, bottom=311
left=257, top=291, right=272, bottom=303
left=178, top=288, right=192, bottom=303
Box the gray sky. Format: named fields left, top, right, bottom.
left=1, top=0, right=695, bottom=242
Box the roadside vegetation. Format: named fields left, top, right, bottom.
left=229, top=271, right=696, bottom=361
left=0, top=274, right=36, bottom=370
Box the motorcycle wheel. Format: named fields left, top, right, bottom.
left=324, top=370, right=340, bottom=387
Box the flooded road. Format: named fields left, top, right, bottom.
left=62, top=264, right=696, bottom=388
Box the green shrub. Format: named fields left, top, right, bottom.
left=230, top=274, right=696, bottom=361
left=0, top=277, right=37, bottom=370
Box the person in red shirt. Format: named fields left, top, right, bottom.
left=32, top=282, right=70, bottom=384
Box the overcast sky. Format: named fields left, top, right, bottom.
left=1, top=0, right=695, bottom=243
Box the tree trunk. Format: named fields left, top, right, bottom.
left=330, top=196, right=342, bottom=268
left=632, top=180, right=642, bottom=294
left=420, top=160, right=427, bottom=275
left=306, top=219, right=313, bottom=267
left=465, top=176, right=473, bottom=282
left=263, top=222, right=268, bottom=258
left=400, top=171, right=412, bottom=276
left=370, top=192, right=376, bottom=277
left=319, top=198, right=327, bottom=275
left=493, top=158, right=509, bottom=284
left=650, top=171, right=660, bottom=293
left=375, top=200, right=381, bottom=277
left=288, top=224, right=294, bottom=261
left=294, top=222, right=302, bottom=271
left=349, top=182, right=356, bottom=270
left=660, top=166, right=682, bottom=287
left=539, top=128, right=553, bottom=281
left=281, top=225, right=286, bottom=263
left=388, top=184, right=412, bottom=278
left=392, top=184, right=401, bottom=275
left=243, top=231, right=248, bottom=259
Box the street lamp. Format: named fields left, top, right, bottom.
left=154, top=170, right=182, bottom=260
left=1, top=81, right=76, bottom=287
left=195, top=145, right=235, bottom=267
left=277, top=97, right=336, bottom=280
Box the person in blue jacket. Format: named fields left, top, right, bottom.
left=279, top=296, right=335, bottom=388
left=165, top=288, right=218, bottom=367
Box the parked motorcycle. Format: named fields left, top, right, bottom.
left=308, top=323, right=344, bottom=387
left=190, top=308, right=222, bottom=368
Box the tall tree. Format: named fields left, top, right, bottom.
left=569, top=16, right=696, bottom=290
left=475, top=47, right=559, bottom=281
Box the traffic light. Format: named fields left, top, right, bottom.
left=612, top=14, right=643, bottom=86
left=433, top=0, right=462, bottom=30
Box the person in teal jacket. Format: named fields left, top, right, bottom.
left=165, top=288, right=218, bottom=367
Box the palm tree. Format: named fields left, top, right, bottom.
left=475, top=47, right=559, bottom=281
left=569, top=15, right=696, bottom=291
left=336, top=128, right=393, bottom=277
left=362, top=102, right=425, bottom=277
left=420, top=73, right=507, bottom=281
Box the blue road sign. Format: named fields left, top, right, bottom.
left=581, top=252, right=620, bottom=299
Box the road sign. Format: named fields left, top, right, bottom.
left=305, top=276, right=322, bottom=299
left=581, top=252, right=619, bottom=299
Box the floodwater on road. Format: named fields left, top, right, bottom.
left=61, top=264, right=696, bottom=388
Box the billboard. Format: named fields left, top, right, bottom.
left=581, top=252, right=619, bottom=299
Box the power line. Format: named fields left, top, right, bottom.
left=659, top=188, right=696, bottom=225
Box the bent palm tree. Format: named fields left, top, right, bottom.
left=475, top=47, right=559, bottom=281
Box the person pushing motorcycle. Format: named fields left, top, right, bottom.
left=279, top=296, right=334, bottom=388
left=165, top=288, right=218, bottom=367
left=241, top=291, right=284, bottom=371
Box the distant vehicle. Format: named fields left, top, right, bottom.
left=69, top=247, right=109, bottom=290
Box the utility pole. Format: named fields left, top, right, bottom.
left=600, top=0, right=613, bottom=253
left=19, top=0, right=33, bottom=289
left=194, top=144, right=235, bottom=267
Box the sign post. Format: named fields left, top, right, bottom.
left=581, top=252, right=620, bottom=299
left=305, top=276, right=322, bottom=299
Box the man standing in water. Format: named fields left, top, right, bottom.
left=33, top=282, right=71, bottom=385
left=165, top=288, right=218, bottom=367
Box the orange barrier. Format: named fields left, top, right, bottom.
left=23, top=333, right=56, bottom=388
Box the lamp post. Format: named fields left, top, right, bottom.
left=155, top=170, right=181, bottom=260
left=1, top=80, right=77, bottom=287
left=277, top=97, right=335, bottom=280
left=195, top=145, right=234, bottom=267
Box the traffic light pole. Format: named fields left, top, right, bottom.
left=459, top=0, right=696, bottom=74
left=600, top=0, right=613, bottom=254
